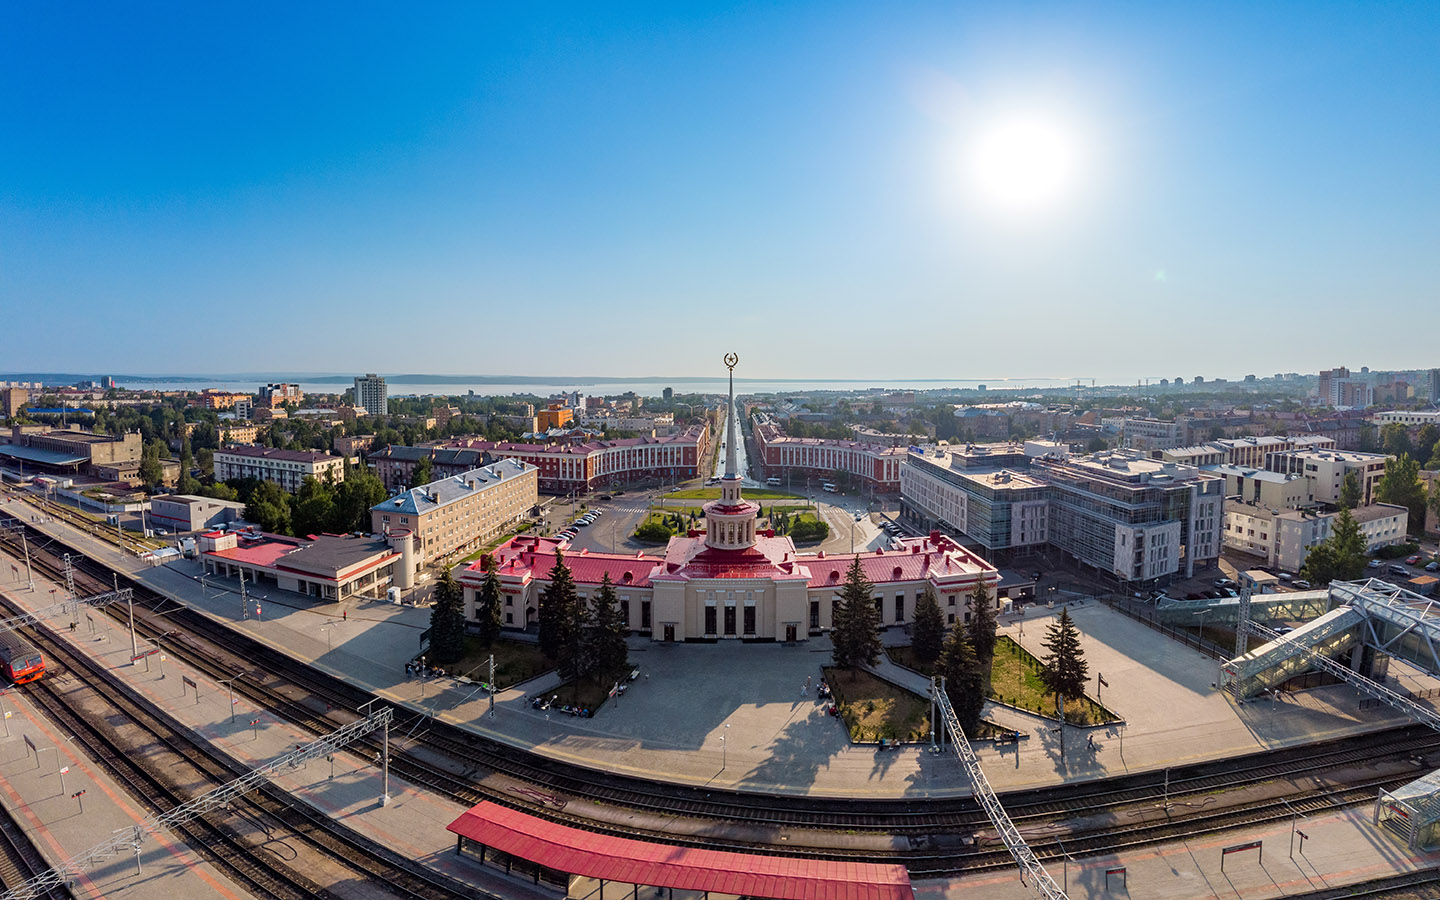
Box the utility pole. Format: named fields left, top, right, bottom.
left=116, top=573, right=136, bottom=657
left=488, top=653, right=496, bottom=719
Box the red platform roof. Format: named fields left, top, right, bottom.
left=448, top=802, right=913, bottom=900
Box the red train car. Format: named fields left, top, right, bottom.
left=0, top=631, right=45, bottom=684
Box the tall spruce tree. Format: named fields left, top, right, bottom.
left=1040, top=608, right=1088, bottom=720
left=937, top=622, right=985, bottom=738
left=831, top=556, right=882, bottom=672
left=966, top=582, right=998, bottom=692
left=590, top=573, right=630, bottom=683
left=428, top=568, right=466, bottom=664
left=910, top=584, right=945, bottom=671
left=538, top=550, right=577, bottom=665
left=475, top=557, right=503, bottom=647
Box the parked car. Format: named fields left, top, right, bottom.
left=1427, top=561, right=1439, bottom=572
left=1390, top=564, right=1410, bottom=576
left=1406, top=555, right=1422, bottom=565
left=1215, top=578, right=1235, bottom=588
left=599, top=494, right=613, bottom=501
left=1369, top=559, right=1383, bottom=569
left=1293, top=580, right=1311, bottom=590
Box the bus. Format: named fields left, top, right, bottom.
left=0, top=631, right=45, bottom=684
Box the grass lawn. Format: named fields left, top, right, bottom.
left=822, top=666, right=931, bottom=742
left=668, top=487, right=803, bottom=500
left=988, top=635, right=1118, bottom=726
left=446, top=637, right=553, bottom=688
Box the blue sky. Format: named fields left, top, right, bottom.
left=3, top=3, right=1436, bottom=382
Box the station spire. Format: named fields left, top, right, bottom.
left=724, top=352, right=739, bottom=479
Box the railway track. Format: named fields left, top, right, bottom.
left=3, top=522, right=1433, bottom=877
left=0, top=806, right=59, bottom=899
left=0, top=594, right=495, bottom=900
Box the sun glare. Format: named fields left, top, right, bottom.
left=966, top=114, right=1082, bottom=216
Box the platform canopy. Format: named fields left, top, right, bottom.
left=448, top=802, right=914, bottom=900
left=0, top=445, right=87, bottom=467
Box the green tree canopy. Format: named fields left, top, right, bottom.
left=538, top=550, right=578, bottom=668
left=331, top=465, right=387, bottom=534
left=244, top=480, right=291, bottom=534
left=910, top=584, right=945, bottom=670
left=1040, top=608, right=1089, bottom=707
left=475, top=558, right=503, bottom=647
left=831, top=557, right=881, bottom=672
left=428, top=568, right=466, bottom=665
left=139, top=438, right=165, bottom=491
left=1339, top=470, right=1362, bottom=510
left=967, top=582, right=998, bottom=693
left=1377, top=453, right=1428, bottom=535
left=292, top=476, right=336, bottom=538
left=938, top=622, right=985, bottom=738
left=589, top=573, right=630, bottom=682
left=1415, top=424, right=1439, bottom=468
left=410, top=457, right=434, bottom=488
left=1382, top=423, right=1412, bottom=458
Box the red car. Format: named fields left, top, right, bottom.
left=1407, top=555, right=1422, bottom=565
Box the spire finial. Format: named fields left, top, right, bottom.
left=723, top=353, right=739, bottom=480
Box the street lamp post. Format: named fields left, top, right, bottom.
left=722, top=722, right=730, bottom=770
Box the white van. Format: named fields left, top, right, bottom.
left=766, top=477, right=782, bottom=486
left=822, top=483, right=838, bottom=493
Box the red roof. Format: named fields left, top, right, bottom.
left=462, top=535, right=657, bottom=588
left=447, top=802, right=913, bottom=900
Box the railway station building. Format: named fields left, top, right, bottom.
left=198, top=529, right=401, bottom=601
left=459, top=362, right=998, bottom=642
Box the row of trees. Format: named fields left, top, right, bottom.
left=537, top=552, right=631, bottom=686
left=1300, top=508, right=1368, bottom=585
left=239, top=466, right=388, bottom=537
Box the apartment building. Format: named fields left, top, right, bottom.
left=1373, top=410, right=1440, bottom=428
left=260, top=383, right=304, bottom=408
left=1208, top=465, right=1308, bottom=510
left=1228, top=502, right=1411, bottom=572
left=367, top=446, right=494, bottom=491
left=353, top=374, right=388, bottom=417
left=370, top=458, right=538, bottom=570
left=214, top=446, right=346, bottom=492
left=537, top=405, right=574, bottom=430
left=1263, top=449, right=1388, bottom=506
left=1121, top=418, right=1185, bottom=451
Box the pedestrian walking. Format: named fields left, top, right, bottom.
left=342, top=610, right=347, bottom=621
left=1087, top=735, right=1095, bottom=750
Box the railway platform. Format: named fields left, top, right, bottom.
left=0, top=681, right=248, bottom=900
left=923, top=805, right=1440, bottom=899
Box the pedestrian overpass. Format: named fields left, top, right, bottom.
left=1217, top=578, right=1440, bottom=699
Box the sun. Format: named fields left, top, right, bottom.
left=966, top=114, right=1082, bottom=216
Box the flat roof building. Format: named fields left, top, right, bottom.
left=1263, top=448, right=1389, bottom=506
left=353, top=374, right=387, bottom=417
left=199, top=529, right=400, bottom=602
left=372, top=458, right=538, bottom=572
left=149, top=494, right=247, bottom=532
left=214, top=446, right=346, bottom=493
